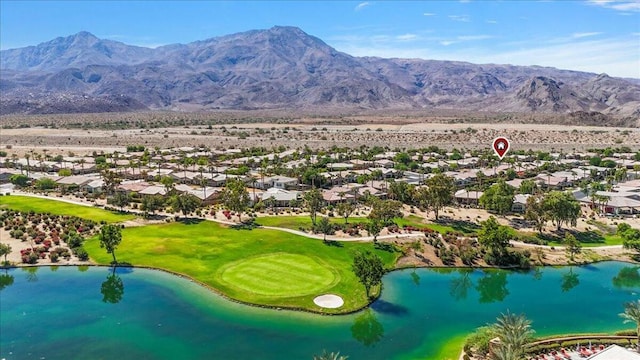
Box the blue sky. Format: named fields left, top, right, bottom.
left=1, top=1, right=639, bottom=77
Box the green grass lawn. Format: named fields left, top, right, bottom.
left=84, top=220, right=400, bottom=313
left=0, top=195, right=135, bottom=223
left=255, top=214, right=475, bottom=235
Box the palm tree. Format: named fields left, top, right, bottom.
left=620, top=300, right=640, bottom=353
left=493, top=311, right=534, bottom=358
left=313, top=350, right=348, bottom=360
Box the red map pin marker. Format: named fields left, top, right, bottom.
left=492, top=137, right=510, bottom=160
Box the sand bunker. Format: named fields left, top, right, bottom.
left=313, top=294, right=344, bottom=309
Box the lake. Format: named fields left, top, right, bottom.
left=1, top=262, right=638, bottom=360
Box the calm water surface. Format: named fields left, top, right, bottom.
left=1, top=262, right=638, bottom=360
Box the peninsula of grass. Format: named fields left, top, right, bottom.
left=0, top=195, right=135, bottom=223
left=84, top=220, right=400, bottom=313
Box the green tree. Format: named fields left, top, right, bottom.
left=220, top=178, right=250, bottom=221
left=542, top=191, right=581, bottom=231
left=479, top=180, right=515, bottom=215
left=368, top=199, right=403, bottom=225
left=493, top=312, right=534, bottom=359
left=170, top=193, right=200, bottom=218
left=58, top=168, right=72, bottom=176
left=620, top=300, right=640, bottom=353
left=478, top=216, right=511, bottom=257
left=366, top=218, right=383, bottom=242
left=524, top=195, right=547, bottom=233
left=101, top=267, right=124, bottom=304
left=304, top=188, right=324, bottom=226
left=160, top=175, right=175, bottom=195
left=9, top=174, right=29, bottom=187
left=519, top=179, right=537, bottom=195
left=140, top=195, right=165, bottom=217
left=110, top=192, right=130, bottom=211
left=99, top=224, right=122, bottom=264
left=352, top=250, right=385, bottom=298
left=422, top=174, right=456, bottom=220
left=336, top=202, right=355, bottom=224
left=0, top=243, right=11, bottom=264
left=316, top=217, right=333, bottom=242
left=564, top=233, right=581, bottom=261
left=387, top=181, right=413, bottom=204
left=35, top=177, right=57, bottom=190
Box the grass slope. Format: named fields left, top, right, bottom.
left=84, top=220, right=399, bottom=313
left=0, top=195, right=135, bottom=223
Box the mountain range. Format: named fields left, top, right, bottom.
left=1, top=26, right=639, bottom=119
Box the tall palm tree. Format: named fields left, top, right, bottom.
left=620, top=300, right=640, bottom=353
left=494, top=311, right=534, bottom=358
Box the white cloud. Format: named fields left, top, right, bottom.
left=448, top=15, right=471, bottom=22
left=587, top=0, right=640, bottom=12
left=486, top=19, right=498, bottom=24
left=423, top=12, right=436, bottom=16
left=571, top=32, right=603, bottom=38
left=396, top=34, right=418, bottom=41
left=330, top=35, right=640, bottom=78
left=457, top=35, right=493, bottom=41
left=355, top=2, right=371, bottom=11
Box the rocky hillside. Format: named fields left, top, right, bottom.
left=1, top=26, right=638, bottom=118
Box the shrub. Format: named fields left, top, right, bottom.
left=74, top=247, right=89, bottom=261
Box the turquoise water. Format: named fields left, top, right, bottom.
left=1, top=262, right=638, bottom=360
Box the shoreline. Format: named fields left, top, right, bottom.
left=3, top=257, right=638, bottom=316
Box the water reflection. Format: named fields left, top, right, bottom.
left=561, top=268, right=579, bottom=293
left=532, top=267, right=543, bottom=281
left=475, top=271, right=509, bottom=303
left=410, top=268, right=420, bottom=287
left=77, top=265, right=89, bottom=272
left=449, top=269, right=473, bottom=301
left=101, top=267, right=124, bottom=304
left=22, top=266, right=38, bottom=282
left=613, top=266, right=640, bottom=289
left=0, top=270, right=14, bottom=291
left=351, top=309, right=384, bottom=347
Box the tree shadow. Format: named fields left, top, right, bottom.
left=373, top=242, right=396, bottom=253
left=508, top=218, right=529, bottom=230
left=323, top=240, right=344, bottom=248
left=177, top=218, right=204, bottom=225
left=370, top=299, right=409, bottom=316
left=435, top=219, right=480, bottom=234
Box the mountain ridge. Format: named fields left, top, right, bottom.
left=1, top=26, right=638, bottom=118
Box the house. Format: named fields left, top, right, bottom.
left=454, top=189, right=483, bottom=206
left=139, top=185, right=167, bottom=197
left=322, top=188, right=356, bottom=204
left=255, top=176, right=298, bottom=190
left=512, top=194, right=531, bottom=213
left=56, top=175, right=95, bottom=189
left=81, top=179, right=104, bottom=194
left=260, top=187, right=300, bottom=207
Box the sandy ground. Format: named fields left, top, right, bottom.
left=2, top=122, right=638, bottom=156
